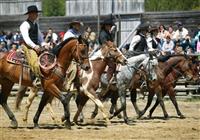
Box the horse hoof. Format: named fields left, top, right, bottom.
left=64, top=120, right=71, bottom=130
left=164, top=115, right=169, bottom=120
left=137, top=111, right=144, bottom=119
left=79, top=118, right=84, bottom=123
left=11, top=120, right=18, bottom=129
left=109, top=115, right=113, bottom=120
left=117, top=114, right=122, bottom=119
left=179, top=115, right=185, bottom=119
left=61, top=116, right=65, bottom=122
left=124, top=119, right=130, bottom=124
left=34, top=123, right=39, bottom=128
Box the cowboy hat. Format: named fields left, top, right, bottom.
left=101, top=18, right=115, bottom=26
left=24, top=5, right=42, bottom=15
left=149, top=26, right=158, bottom=32
left=69, top=20, right=84, bottom=26
left=137, top=23, right=150, bottom=31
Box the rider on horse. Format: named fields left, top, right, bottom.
left=19, top=5, right=45, bottom=87
left=63, top=20, right=84, bottom=91
left=99, top=18, right=117, bottom=83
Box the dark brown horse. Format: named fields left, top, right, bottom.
left=73, top=41, right=127, bottom=124
left=129, top=55, right=199, bottom=119
left=0, top=37, right=90, bottom=129
left=138, top=56, right=200, bottom=119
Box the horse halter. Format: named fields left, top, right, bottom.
left=105, top=46, right=125, bottom=63
left=173, top=59, right=194, bottom=81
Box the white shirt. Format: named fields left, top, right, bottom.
left=63, top=29, right=79, bottom=41
left=173, top=27, right=188, bottom=40
left=162, top=40, right=175, bottom=54
left=129, top=35, right=141, bottom=51
left=20, top=21, right=44, bottom=48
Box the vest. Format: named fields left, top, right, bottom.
left=134, top=34, right=147, bottom=52
left=26, top=19, right=38, bottom=45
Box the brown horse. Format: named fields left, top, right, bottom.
left=0, top=37, right=90, bottom=129
left=129, top=55, right=199, bottom=119
left=139, top=56, right=200, bottom=119
left=73, top=41, right=127, bottom=124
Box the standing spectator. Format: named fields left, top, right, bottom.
left=45, top=28, right=58, bottom=44
left=45, top=28, right=58, bottom=50
left=0, top=41, right=8, bottom=52
left=11, top=30, right=22, bottom=49
left=173, top=22, right=189, bottom=42
left=161, top=34, right=175, bottom=55
left=88, top=32, right=98, bottom=53
left=167, top=25, right=175, bottom=40
left=192, top=23, right=200, bottom=52
left=157, top=24, right=168, bottom=46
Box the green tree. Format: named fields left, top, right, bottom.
left=42, top=0, right=65, bottom=16
left=145, top=0, right=200, bottom=11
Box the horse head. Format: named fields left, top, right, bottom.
left=101, top=41, right=127, bottom=65
left=184, top=55, right=200, bottom=82
left=174, top=55, right=199, bottom=82
left=71, top=36, right=90, bottom=71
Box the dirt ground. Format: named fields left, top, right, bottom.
left=0, top=95, right=200, bottom=140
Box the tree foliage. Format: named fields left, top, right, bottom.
left=145, top=0, right=200, bottom=11
left=42, top=0, right=65, bottom=16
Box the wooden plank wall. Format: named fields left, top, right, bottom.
left=0, top=0, right=42, bottom=15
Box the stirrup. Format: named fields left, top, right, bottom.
left=33, top=77, right=41, bottom=88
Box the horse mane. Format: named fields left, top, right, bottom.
left=60, top=37, right=76, bottom=47
left=51, top=37, right=77, bottom=56
left=163, top=56, right=184, bottom=76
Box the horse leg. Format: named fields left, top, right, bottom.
left=46, top=97, right=59, bottom=123
left=130, top=89, right=140, bottom=115
left=155, top=86, right=169, bottom=119
left=148, top=97, right=159, bottom=118
left=168, top=88, right=185, bottom=118
left=0, top=81, right=17, bottom=128
left=73, top=93, right=89, bottom=124
left=110, top=92, right=122, bottom=119
left=15, top=85, right=27, bottom=110
left=138, top=89, right=155, bottom=118
left=91, top=104, right=99, bottom=119
left=110, top=88, right=129, bottom=124
left=23, top=87, right=38, bottom=122
left=33, top=92, right=51, bottom=128
left=84, top=89, right=111, bottom=125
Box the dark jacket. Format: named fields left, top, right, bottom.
left=99, top=29, right=113, bottom=45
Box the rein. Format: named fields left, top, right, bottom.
left=72, top=40, right=88, bottom=67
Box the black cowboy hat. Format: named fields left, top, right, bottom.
left=101, top=18, right=115, bottom=26
left=149, top=26, right=158, bottom=32
left=69, top=20, right=84, bottom=26
left=24, top=5, right=42, bottom=15
left=137, top=23, right=150, bottom=31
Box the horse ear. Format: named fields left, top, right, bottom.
left=78, top=35, right=82, bottom=43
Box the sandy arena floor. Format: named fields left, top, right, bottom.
left=0, top=95, right=200, bottom=140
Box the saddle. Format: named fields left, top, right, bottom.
left=6, top=51, right=28, bottom=66
left=6, top=50, right=57, bottom=71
